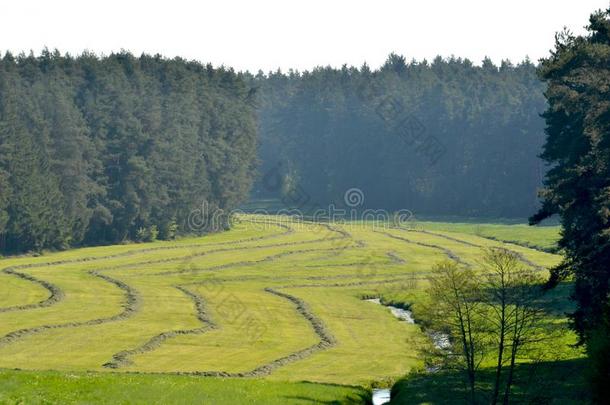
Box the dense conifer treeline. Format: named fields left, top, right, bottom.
left=0, top=50, right=257, bottom=253
left=251, top=55, right=546, bottom=218
left=531, top=9, right=610, bottom=399
left=0, top=50, right=549, bottom=253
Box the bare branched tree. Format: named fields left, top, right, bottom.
left=425, top=261, right=484, bottom=404
left=425, top=250, right=547, bottom=404
left=480, top=248, right=545, bottom=405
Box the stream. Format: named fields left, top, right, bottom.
left=372, top=388, right=391, bottom=405
left=365, top=298, right=415, bottom=323
left=366, top=298, right=451, bottom=404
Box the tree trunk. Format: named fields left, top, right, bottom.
left=458, top=309, right=476, bottom=404
left=491, top=307, right=506, bottom=405
left=466, top=309, right=477, bottom=404
left=502, top=340, right=519, bottom=405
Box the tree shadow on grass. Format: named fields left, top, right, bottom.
left=530, top=281, right=576, bottom=318
left=282, top=389, right=372, bottom=405
left=389, top=358, right=589, bottom=404
left=477, top=281, right=575, bottom=320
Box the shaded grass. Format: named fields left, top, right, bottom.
left=389, top=359, right=589, bottom=404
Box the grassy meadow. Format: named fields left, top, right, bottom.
left=0, top=215, right=583, bottom=404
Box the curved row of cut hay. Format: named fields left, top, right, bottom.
left=103, top=285, right=216, bottom=369
left=374, top=230, right=470, bottom=266
left=0, top=268, right=64, bottom=314
left=0, top=269, right=139, bottom=348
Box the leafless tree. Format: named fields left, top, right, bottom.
left=426, top=261, right=485, bottom=404
left=480, top=248, right=545, bottom=405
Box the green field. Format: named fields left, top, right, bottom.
left=0, top=215, right=581, bottom=404
left=414, top=221, right=561, bottom=252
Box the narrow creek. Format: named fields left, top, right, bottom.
left=372, top=388, right=391, bottom=405
left=366, top=298, right=451, bottom=405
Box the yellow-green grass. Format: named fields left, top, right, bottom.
left=0, top=273, right=49, bottom=308
left=122, top=282, right=319, bottom=374
left=267, top=284, right=425, bottom=385
left=0, top=215, right=580, bottom=403
left=0, top=267, right=124, bottom=336
left=0, top=219, right=286, bottom=269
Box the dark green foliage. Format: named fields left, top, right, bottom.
left=587, top=317, right=610, bottom=403
left=251, top=56, right=546, bottom=218
left=531, top=8, right=610, bottom=400
left=0, top=51, right=257, bottom=253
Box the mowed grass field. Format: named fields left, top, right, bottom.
left=0, top=215, right=580, bottom=404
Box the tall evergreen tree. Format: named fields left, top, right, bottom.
left=531, top=9, right=610, bottom=400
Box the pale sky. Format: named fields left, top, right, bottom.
left=2, top=0, right=609, bottom=72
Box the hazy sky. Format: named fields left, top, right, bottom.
left=2, top=0, right=609, bottom=72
